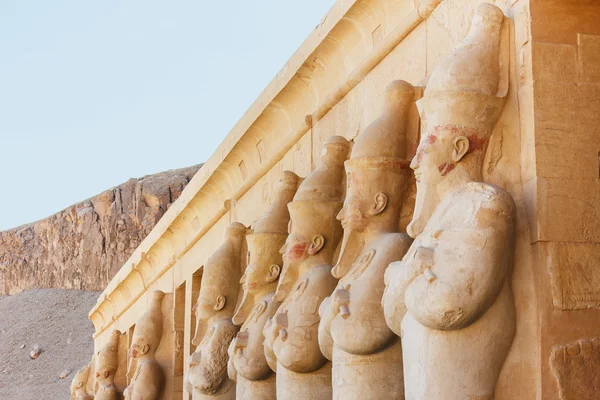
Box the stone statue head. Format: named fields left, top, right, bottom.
left=192, top=222, right=246, bottom=345
left=334, top=80, right=415, bottom=277
left=129, top=290, right=164, bottom=360
left=70, top=358, right=93, bottom=399
left=274, top=136, right=349, bottom=302
left=233, top=171, right=298, bottom=325
left=408, top=3, right=506, bottom=238
left=95, top=330, right=120, bottom=383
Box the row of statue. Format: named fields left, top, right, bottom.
left=72, top=4, right=516, bottom=399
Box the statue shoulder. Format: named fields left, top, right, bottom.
left=459, top=182, right=515, bottom=220
left=379, top=232, right=412, bottom=257
left=384, top=232, right=412, bottom=246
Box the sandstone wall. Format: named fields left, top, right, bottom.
left=0, top=165, right=200, bottom=295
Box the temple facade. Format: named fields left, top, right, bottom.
left=84, top=0, right=600, bottom=399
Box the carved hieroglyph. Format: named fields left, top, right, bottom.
left=227, top=171, right=299, bottom=400
left=186, top=222, right=246, bottom=400
left=70, top=357, right=94, bottom=400
left=318, top=80, right=414, bottom=400
left=95, top=330, right=121, bottom=400
left=124, top=290, right=165, bottom=400
left=263, top=135, right=349, bottom=400
left=383, top=4, right=516, bottom=399
left=550, top=338, right=600, bottom=400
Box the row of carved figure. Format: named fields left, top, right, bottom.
left=72, top=4, right=519, bottom=399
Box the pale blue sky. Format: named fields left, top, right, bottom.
left=0, top=0, right=335, bottom=230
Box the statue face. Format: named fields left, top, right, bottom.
left=280, top=219, right=310, bottom=271
left=407, top=127, right=455, bottom=237
left=241, top=253, right=262, bottom=295
left=129, top=336, right=150, bottom=359
left=195, top=285, right=219, bottom=322
left=94, top=368, right=112, bottom=381
left=337, top=177, right=369, bottom=233
left=410, top=128, right=455, bottom=186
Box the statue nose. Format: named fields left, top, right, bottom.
left=336, top=206, right=346, bottom=222
left=410, top=155, right=419, bottom=170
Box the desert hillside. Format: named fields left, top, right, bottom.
left=0, top=289, right=100, bottom=400
left=0, top=165, right=201, bottom=295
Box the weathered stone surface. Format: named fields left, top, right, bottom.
left=384, top=6, right=516, bottom=399
left=186, top=223, right=246, bottom=400
left=550, top=338, right=600, bottom=400
left=228, top=172, right=298, bottom=400
left=0, top=165, right=200, bottom=295
left=264, top=136, right=348, bottom=400
left=95, top=330, right=121, bottom=400
left=124, top=290, right=166, bottom=400
left=319, top=80, right=414, bottom=400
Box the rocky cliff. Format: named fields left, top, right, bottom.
left=0, top=165, right=201, bottom=295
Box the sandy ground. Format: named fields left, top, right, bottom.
left=0, top=289, right=99, bottom=400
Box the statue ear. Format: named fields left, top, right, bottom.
left=76, top=382, right=84, bottom=388
left=369, top=192, right=388, bottom=216
left=214, top=295, right=226, bottom=311
left=103, top=370, right=110, bottom=379
left=142, top=344, right=150, bottom=355
left=308, top=235, right=325, bottom=255
left=266, top=264, right=281, bottom=283
left=452, top=136, right=470, bottom=162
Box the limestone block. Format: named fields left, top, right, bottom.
left=541, top=241, right=600, bottom=310
left=527, top=177, right=600, bottom=244
left=530, top=0, right=600, bottom=45
left=578, top=33, right=600, bottom=83
left=533, top=81, right=600, bottom=181
left=532, top=42, right=578, bottom=83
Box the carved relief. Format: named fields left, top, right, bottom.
left=228, top=171, right=299, bottom=400
left=124, top=290, right=166, bottom=400
left=550, top=338, right=600, bottom=400
left=318, top=80, right=415, bottom=400
left=174, top=330, right=185, bottom=377
left=263, top=135, right=349, bottom=400
left=383, top=4, right=516, bottom=399
left=186, top=222, right=246, bottom=400
left=547, top=242, right=600, bottom=310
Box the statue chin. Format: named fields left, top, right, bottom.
left=407, top=183, right=439, bottom=238
left=333, top=229, right=364, bottom=279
